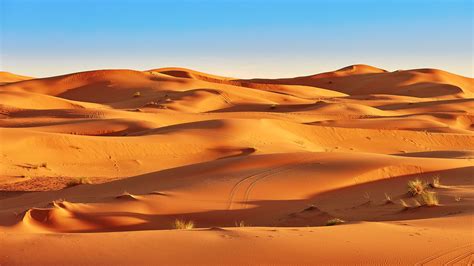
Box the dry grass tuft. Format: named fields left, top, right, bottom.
left=66, top=177, right=91, bottom=187
left=429, top=176, right=442, bottom=188
left=419, top=192, right=439, bottom=206
left=173, top=219, right=194, bottom=229
left=235, top=220, right=246, bottom=227
left=363, top=192, right=371, bottom=202
left=325, top=218, right=345, bottom=226
left=408, top=179, right=426, bottom=196
left=399, top=199, right=410, bottom=209
left=384, top=193, right=394, bottom=204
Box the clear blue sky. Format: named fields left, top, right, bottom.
left=1, top=0, right=472, bottom=78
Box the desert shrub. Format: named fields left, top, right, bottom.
left=325, top=218, right=345, bottom=226
left=235, top=221, right=246, bottom=227
left=408, top=179, right=426, bottom=196
left=399, top=199, right=410, bottom=209
left=173, top=219, right=194, bottom=229
left=420, top=192, right=439, bottom=206
left=429, top=176, right=441, bottom=188
left=363, top=192, right=371, bottom=202
left=384, top=193, right=393, bottom=204
left=66, top=177, right=90, bottom=187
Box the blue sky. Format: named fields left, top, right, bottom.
left=1, top=0, right=472, bottom=78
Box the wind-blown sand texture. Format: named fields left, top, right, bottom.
left=0, top=64, right=473, bottom=265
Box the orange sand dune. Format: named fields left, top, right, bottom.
left=243, top=64, right=474, bottom=98
left=0, top=71, right=33, bottom=85
left=1, top=64, right=473, bottom=265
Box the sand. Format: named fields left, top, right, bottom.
left=0, top=64, right=473, bottom=265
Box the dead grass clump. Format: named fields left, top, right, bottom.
left=66, top=177, right=91, bottom=187
left=429, top=176, right=442, bottom=188
left=325, top=218, right=345, bottom=226
left=419, top=192, right=439, bottom=206
left=173, top=219, right=194, bottom=229
left=363, top=192, right=371, bottom=202
left=400, top=198, right=423, bottom=210
left=384, top=193, right=394, bottom=204
left=408, top=179, right=426, bottom=196
left=399, top=199, right=410, bottom=209
left=143, top=101, right=166, bottom=108
left=235, top=221, right=246, bottom=227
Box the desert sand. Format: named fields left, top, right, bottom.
left=0, top=64, right=473, bottom=265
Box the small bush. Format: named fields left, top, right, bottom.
left=66, top=177, right=90, bottom=187
left=429, top=176, right=441, bottom=188
left=363, top=192, right=371, bottom=202
left=420, top=192, right=439, bottom=206
left=133, top=91, right=141, bottom=98
left=408, top=179, right=426, bottom=196
left=173, top=219, right=194, bottom=229
left=325, top=218, right=345, bottom=226
left=399, top=199, right=410, bottom=209
left=384, top=193, right=393, bottom=204
left=235, top=220, right=246, bottom=227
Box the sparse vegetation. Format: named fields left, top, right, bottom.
left=363, top=192, right=371, bottom=202
left=419, top=191, right=439, bottom=206
left=235, top=220, right=246, bottom=227
left=408, top=179, right=426, bottom=196
left=400, top=198, right=422, bottom=209
left=384, top=193, right=393, bottom=204
left=144, top=101, right=166, bottom=109
left=325, top=218, right=345, bottom=226
left=399, top=199, right=410, bottom=209
left=133, top=91, right=141, bottom=98
left=413, top=199, right=421, bottom=207
left=66, top=177, right=91, bottom=187
left=173, top=219, right=194, bottom=229
left=429, top=176, right=441, bottom=188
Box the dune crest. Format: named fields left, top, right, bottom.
left=0, top=71, right=33, bottom=84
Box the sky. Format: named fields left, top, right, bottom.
left=1, top=0, right=473, bottom=78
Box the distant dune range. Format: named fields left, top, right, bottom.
left=0, top=65, right=473, bottom=265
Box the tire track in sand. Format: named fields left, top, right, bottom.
left=227, top=155, right=311, bottom=210
left=415, top=243, right=473, bottom=265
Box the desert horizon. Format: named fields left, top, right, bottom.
left=0, top=63, right=473, bottom=264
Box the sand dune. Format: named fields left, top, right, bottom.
left=1, top=65, right=473, bottom=265
left=0, top=71, right=33, bottom=85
